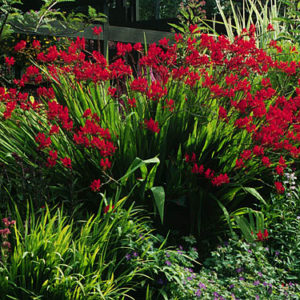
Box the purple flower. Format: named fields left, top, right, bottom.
left=275, top=251, right=280, bottom=256
left=165, top=260, right=171, bottom=266
left=133, top=252, right=138, bottom=257
left=195, top=289, right=201, bottom=297
left=258, top=272, right=262, bottom=277
left=125, top=254, right=131, bottom=260
left=253, top=280, right=260, bottom=286
left=229, top=284, right=235, bottom=289
left=198, top=282, right=207, bottom=289
left=263, top=282, right=268, bottom=287
left=248, top=249, right=252, bottom=253
left=236, top=267, right=243, bottom=273
left=187, top=276, right=193, bottom=281
left=165, top=252, right=170, bottom=257
left=255, top=295, right=259, bottom=300
left=213, top=292, right=219, bottom=297
left=239, top=277, right=245, bottom=281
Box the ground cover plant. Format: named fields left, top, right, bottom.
left=0, top=0, right=299, bottom=298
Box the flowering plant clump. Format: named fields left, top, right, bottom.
left=0, top=22, right=298, bottom=231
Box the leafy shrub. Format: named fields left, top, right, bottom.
left=0, top=200, right=165, bottom=299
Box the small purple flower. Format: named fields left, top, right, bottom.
left=166, top=252, right=170, bottom=257
left=255, top=295, right=259, bottom=300
left=198, top=282, right=207, bottom=289
left=258, top=272, right=262, bottom=277
left=236, top=267, right=243, bottom=273
left=213, top=292, right=219, bottom=297
left=248, top=249, right=252, bottom=253
left=125, top=254, right=131, bottom=260
left=195, top=289, right=201, bottom=297
left=239, top=277, right=245, bottom=281
left=188, top=268, right=193, bottom=273
left=253, top=280, right=260, bottom=286
left=275, top=251, right=280, bottom=256
left=179, top=245, right=183, bottom=250
left=263, top=282, right=268, bottom=287
left=133, top=252, right=138, bottom=257
left=187, top=276, right=193, bottom=281
left=229, top=284, right=235, bottom=289
left=265, top=247, right=269, bottom=251
left=165, top=260, right=171, bottom=266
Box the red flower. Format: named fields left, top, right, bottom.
left=275, top=165, right=284, bottom=176
left=267, top=23, right=274, bottom=31
left=274, top=181, right=285, bottom=194
left=128, top=97, right=136, bottom=108
left=189, top=24, right=199, bottom=34
left=133, top=42, right=142, bottom=52
left=257, top=230, right=263, bottom=241
left=263, top=229, right=269, bottom=239
left=145, top=118, right=160, bottom=133
left=49, top=125, right=59, bottom=135
left=14, top=40, right=26, bottom=52
left=83, top=108, right=92, bottom=118
left=262, top=156, right=271, bottom=167
left=46, top=150, right=58, bottom=167
left=90, top=179, right=101, bottom=192
left=92, top=26, right=102, bottom=35
left=60, top=157, right=72, bottom=169
left=218, top=106, right=228, bottom=121
left=32, top=40, right=41, bottom=49
left=5, top=57, right=15, bottom=67
left=211, top=173, right=230, bottom=186
left=100, top=158, right=111, bottom=170
left=35, top=132, right=52, bottom=149
left=104, top=204, right=115, bottom=214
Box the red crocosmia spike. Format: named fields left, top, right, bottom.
left=60, top=157, right=72, bottom=169
left=133, top=42, right=142, bottom=52
left=90, top=179, right=101, bottom=192
left=128, top=97, right=136, bottom=107
left=189, top=24, right=199, bottom=34
left=267, top=23, right=274, bottom=31
left=100, top=158, right=111, bottom=170
left=274, top=181, right=285, bottom=194
left=263, top=229, right=269, bottom=239
left=5, top=57, right=15, bottom=67
left=92, top=26, right=102, bottom=35
left=49, top=124, right=59, bottom=135
left=83, top=108, right=92, bottom=118
left=257, top=230, right=263, bottom=241
left=211, top=173, right=230, bottom=186
left=14, top=40, right=26, bottom=52
left=144, top=118, right=160, bottom=133
left=275, top=165, right=284, bottom=176
left=262, top=156, right=271, bottom=167
left=278, top=156, right=286, bottom=168
left=104, top=204, right=115, bottom=214
left=32, top=40, right=41, bottom=49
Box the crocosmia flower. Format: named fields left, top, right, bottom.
left=90, top=179, right=101, bottom=192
